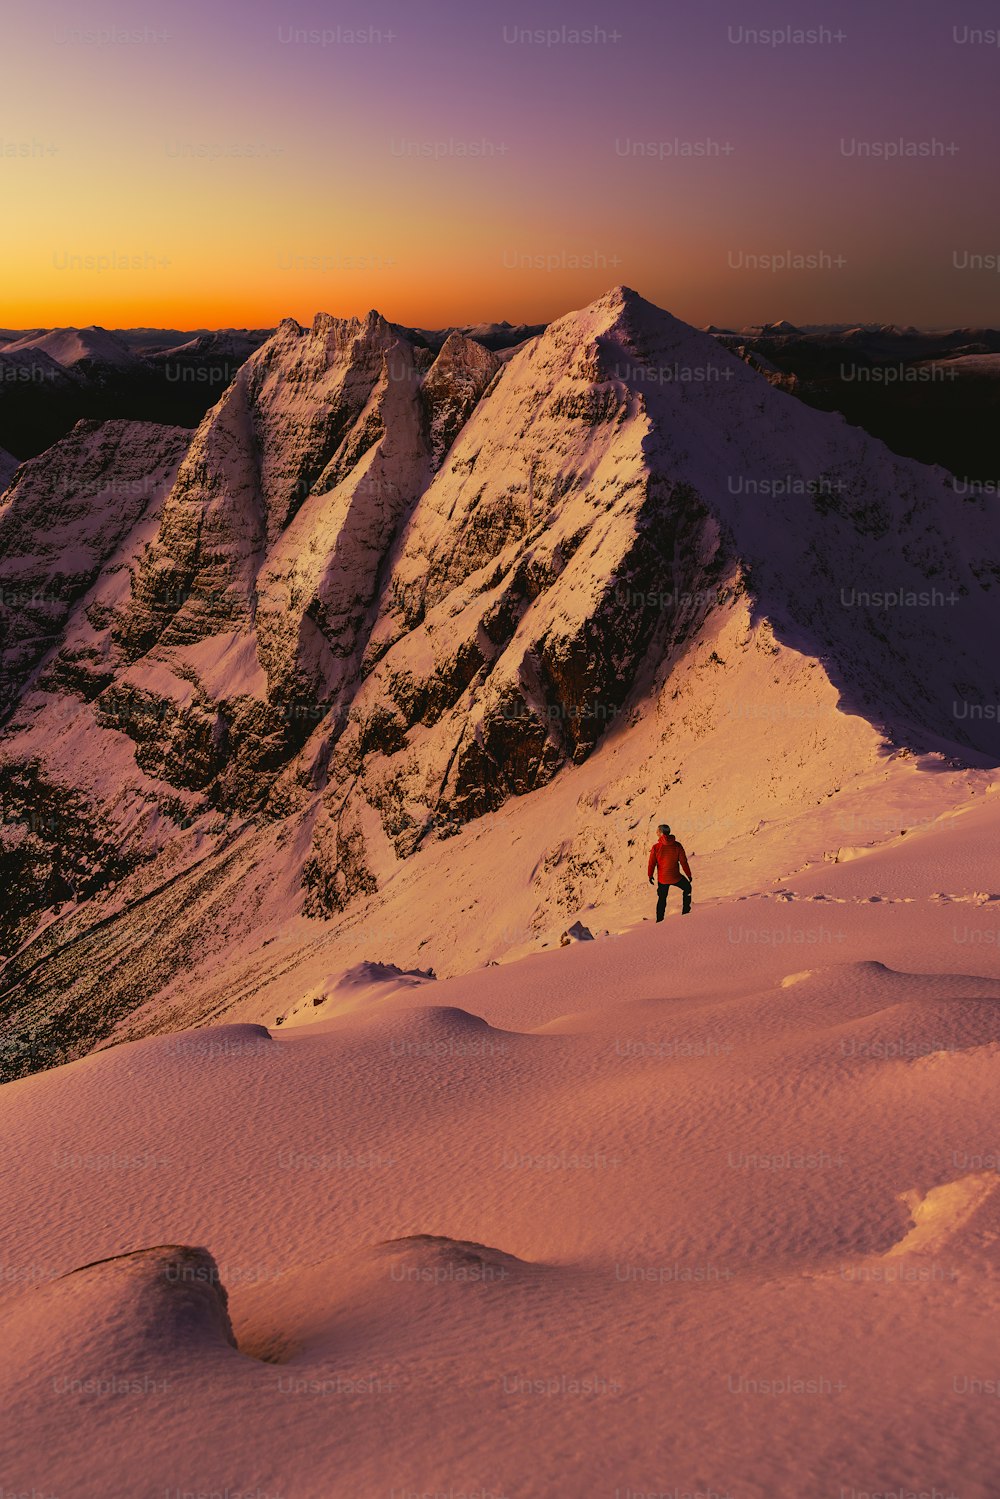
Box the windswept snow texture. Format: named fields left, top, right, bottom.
left=2, top=798, right=1000, bottom=1497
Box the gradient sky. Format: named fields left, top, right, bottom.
left=4, top=0, right=1000, bottom=329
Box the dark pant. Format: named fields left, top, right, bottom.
left=656, top=876, right=691, bottom=921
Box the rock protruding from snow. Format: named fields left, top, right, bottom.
left=0, top=1244, right=241, bottom=1406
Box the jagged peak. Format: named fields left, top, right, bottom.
left=270, top=312, right=394, bottom=342
left=427, top=328, right=501, bottom=372
left=244, top=311, right=401, bottom=382
left=307, top=308, right=391, bottom=334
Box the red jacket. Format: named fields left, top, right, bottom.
left=648, top=833, right=691, bottom=884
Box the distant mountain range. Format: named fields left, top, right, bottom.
left=2, top=314, right=997, bottom=480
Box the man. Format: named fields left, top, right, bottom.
left=647, top=823, right=692, bottom=920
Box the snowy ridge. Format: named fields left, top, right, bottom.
left=2, top=325, right=141, bottom=374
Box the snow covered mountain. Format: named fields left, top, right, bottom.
left=0, top=341, right=75, bottom=389
left=925, top=352, right=1000, bottom=378
left=2, top=287, right=999, bottom=1079
left=146, top=330, right=272, bottom=362
left=1, top=325, right=142, bottom=379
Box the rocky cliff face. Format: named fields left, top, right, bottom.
left=301, top=295, right=730, bottom=905
left=2, top=287, right=999, bottom=1077
left=119, top=311, right=406, bottom=652
left=420, top=332, right=501, bottom=468
left=0, top=419, right=190, bottom=718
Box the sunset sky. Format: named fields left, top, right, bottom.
left=4, top=0, right=1000, bottom=330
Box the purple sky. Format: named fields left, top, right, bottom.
left=4, top=0, right=1000, bottom=326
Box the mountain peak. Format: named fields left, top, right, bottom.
left=593, top=283, right=647, bottom=314
left=550, top=284, right=717, bottom=362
